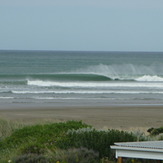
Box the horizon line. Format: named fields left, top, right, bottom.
left=0, top=49, right=163, bottom=53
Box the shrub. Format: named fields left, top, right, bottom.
left=147, top=127, right=163, bottom=136
left=0, top=121, right=138, bottom=162
left=20, top=143, right=46, bottom=155
left=131, top=130, right=152, bottom=141
left=57, top=128, right=136, bottom=159
left=13, top=153, right=49, bottom=163
left=13, top=148, right=100, bottom=163
left=50, top=148, right=100, bottom=163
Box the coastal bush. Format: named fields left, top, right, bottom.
left=57, top=128, right=136, bottom=159
left=147, top=127, right=163, bottom=136
left=13, top=154, right=49, bottom=163
left=50, top=148, right=100, bottom=163
left=20, top=143, right=46, bottom=155
left=0, top=120, right=145, bottom=162
left=131, top=130, right=153, bottom=141
left=13, top=148, right=100, bottom=163
left=158, top=135, right=163, bottom=140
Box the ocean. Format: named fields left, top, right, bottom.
left=0, top=50, right=163, bottom=108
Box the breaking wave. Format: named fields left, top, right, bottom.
left=26, top=64, right=163, bottom=82
left=73, top=63, right=163, bottom=80
left=27, top=79, right=163, bottom=88
left=1, top=64, right=163, bottom=85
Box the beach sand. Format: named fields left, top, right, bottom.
left=0, top=105, right=163, bottom=132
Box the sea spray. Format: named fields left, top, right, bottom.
left=135, top=75, right=163, bottom=81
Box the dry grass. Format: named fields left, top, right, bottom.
left=0, top=118, right=61, bottom=140
left=0, top=119, right=25, bottom=139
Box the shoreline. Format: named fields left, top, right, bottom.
left=1, top=101, right=163, bottom=109
left=0, top=105, right=163, bottom=132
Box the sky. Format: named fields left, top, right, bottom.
left=0, top=0, right=163, bottom=51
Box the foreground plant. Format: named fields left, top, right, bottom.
left=0, top=121, right=89, bottom=161
left=57, top=127, right=136, bottom=159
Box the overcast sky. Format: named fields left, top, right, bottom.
left=0, top=0, right=163, bottom=51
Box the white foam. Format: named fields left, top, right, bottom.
left=0, top=97, right=14, bottom=99
left=33, top=97, right=56, bottom=100
left=12, top=90, right=55, bottom=94
left=27, top=79, right=163, bottom=88
left=135, top=75, right=163, bottom=81
left=32, top=97, right=83, bottom=100
left=12, top=90, right=163, bottom=94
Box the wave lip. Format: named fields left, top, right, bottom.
left=135, top=75, right=163, bottom=82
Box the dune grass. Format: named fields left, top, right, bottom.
left=0, top=119, right=25, bottom=140
left=0, top=120, right=91, bottom=162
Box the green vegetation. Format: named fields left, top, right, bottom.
left=147, top=127, right=163, bottom=136
left=13, top=148, right=100, bottom=163
left=0, top=119, right=162, bottom=163
left=0, top=120, right=89, bottom=162
left=57, top=127, right=136, bottom=159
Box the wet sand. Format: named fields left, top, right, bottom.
left=0, top=105, right=163, bottom=132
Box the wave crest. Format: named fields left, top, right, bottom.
left=74, top=63, right=163, bottom=81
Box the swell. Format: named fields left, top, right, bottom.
left=34, top=73, right=112, bottom=81
left=0, top=73, right=112, bottom=82
left=1, top=62, right=163, bottom=85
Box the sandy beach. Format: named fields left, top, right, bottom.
left=0, top=105, right=163, bottom=132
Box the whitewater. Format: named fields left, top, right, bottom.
left=0, top=50, right=163, bottom=107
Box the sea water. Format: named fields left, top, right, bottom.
left=0, top=50, right=163, bottom=107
